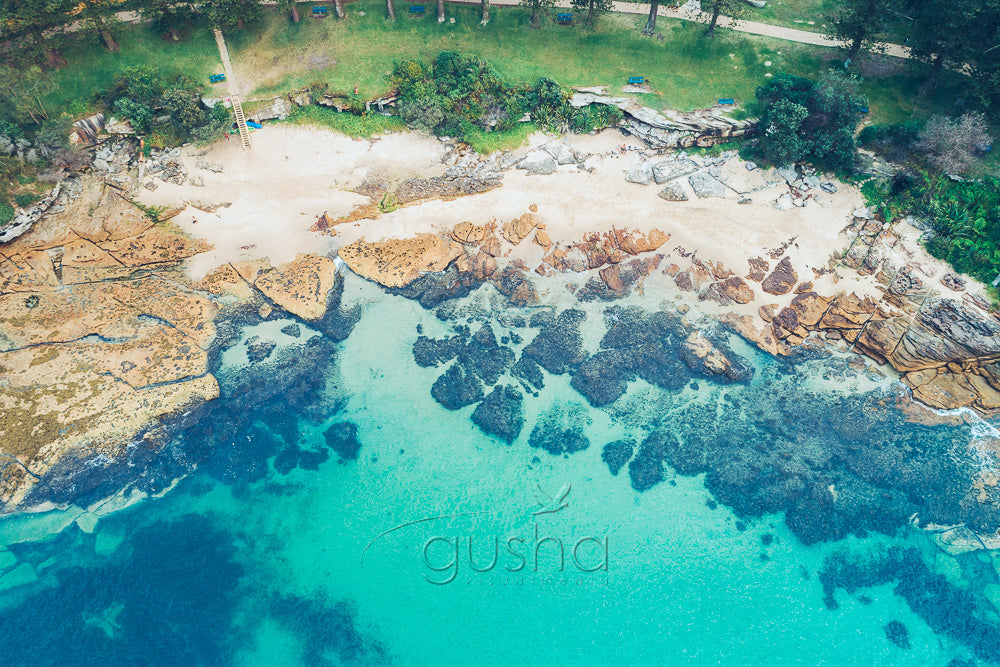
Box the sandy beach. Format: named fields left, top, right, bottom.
left=138, top=122, right=990, bottom=333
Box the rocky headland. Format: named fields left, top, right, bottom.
left=2, top=122, right=999, bottom=524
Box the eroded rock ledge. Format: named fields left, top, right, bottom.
left=0, top=178, right=348, bottom=510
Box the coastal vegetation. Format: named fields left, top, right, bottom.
left=0, top=0, right=997, bottom=286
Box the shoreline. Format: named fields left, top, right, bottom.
left=1, top=122, right=999, bottom=515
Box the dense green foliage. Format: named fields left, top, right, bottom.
left=391, top=52, right=621, bottom=142
left=863, top=174, right=1000, bottom=287
left=101, top=65, right=229, bottom=143
left=747, top=71, right=866, bottom=172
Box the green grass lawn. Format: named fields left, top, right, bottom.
left=743, top=0, right=837, bottom=34
left=37, top=1, right=962, bottom=129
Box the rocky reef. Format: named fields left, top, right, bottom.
left=0, top=177, right=353, bottom=510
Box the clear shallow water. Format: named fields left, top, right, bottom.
left=0, top=274, right=997, bottom=666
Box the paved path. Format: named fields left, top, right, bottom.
left=452, top=0, right=911, bottom=59
left=30, top=1, right=911, bottom=61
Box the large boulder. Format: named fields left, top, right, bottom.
left=517, top=151, right=557, bottom=175
left=761, top=257, right=798, bottom=295
left=688, top=171, right=727, bottom=198
left=543, top=142, right=576, bottom=165
left=626, top=161, right=654, bottom=185
left=652, top=159, right=699, bottom=184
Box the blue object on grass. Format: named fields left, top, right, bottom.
left=627, top=76, right=644, bottom=85
left=209, top=74, right=226, bottom=83
left=410, top=5, right=425, bottom=12
left=718, top=98, right=735, bottom=105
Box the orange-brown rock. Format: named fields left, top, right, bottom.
left=794, top=281, right=813, bottom=294
left=759, top=304, right=778, bottom=322
left=338, top=234, right=463, bottom=288
left=818, top=292, right=878, bottom=330
left=254, top=254, right=340, bottom=321
left=451, top=221, right=489, bottom=246
left=746, top=257, right=769, bottom=282
left=718, top=276, right=755, bottom=304
left=600, top=265, right=626, bottom=292
left=789, top=291, right=832, bottom=328
left=480, top=236, right=502, bottom=257
left=534, top=229, right=552, bottom=251
left=501, top=213, right=539, bottom=245
left=0, top=185, right=222, bottom=508
left=195, top=263, right=258, bottom=301
left=471, top=251, right=498, bottom=281
left=761, top=257, right=797, bottom=295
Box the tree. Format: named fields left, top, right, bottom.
left=643, top=0, right=660, bottom=36
left=0, top=0, right=75, bottom=69
left=909, top=0, right=984, bottom=90
left=140, top=0, right=196, bottom=40
left=749, top=71, right=867, bottom=171
left=0, top=65, right=54, bottom=124
left=437, top=0, right=445, bottom=22
left=703, top=0, right=748, bottom=39
left=333, top=0, right=346, bottom=19
left=76, top=1, right=124, bottom=52
left=386, top=0, right=396, bottom=20
left=520, top=0, right=554, bottom=27
left=481, top=0, right=490, bottom=25
left=825, top=0, right=900, bottom=60
left=113, top=98, right=153, bottom=133
left=277, top=0, right=300, bottom=22
left=162, top=86, right=208, bottom=133
left=114, top=66, right=166, bottom=106
left=202, top=0, right=263, bottom=31
left=914, top=113, right=993, bottom=175
left=571, top=0, right=612, bottom=25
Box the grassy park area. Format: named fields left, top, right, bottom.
left=37, top=0, right=965, bottom=129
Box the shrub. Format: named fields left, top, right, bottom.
left=114, top=66, right=165, bottom=106
left=13, top=193, right=40, bottom=207
left=114, top=98, right=153, bottom=133
left=913, top=112, right=992, bottom=175
left=0, top=201, right=14, bottom=225
left=748, top=71, right=867, bottom=172
left=398, top=96, right=446, bottom=133
left=161, top=87, right=207, bottom=133
left=858, top=121, right=922, bottom=162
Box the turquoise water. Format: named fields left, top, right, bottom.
left=0, top=272, right=998, bottom=665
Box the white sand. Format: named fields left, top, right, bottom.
left=140, top=123, right=876, bottom=323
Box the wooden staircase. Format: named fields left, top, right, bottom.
left=213, top=29, right=253, bottom=152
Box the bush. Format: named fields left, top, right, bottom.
left=161, top=87, right=207, bottom=133
left=191, top=104, right=232, bottom=145
left=858, top=121, right=922, bottom=162
left=388, top=53, right=618, bottom=145
left=113, top=66, right=165, bottom=106
left=913, top=112, right=992, bottom=175
left=114, top=98, right=153, bottom=133
left=748, top=71, right=867, bottom=172
left=0, top=201, right=14, bottom=225
left=13, top=193, right=40, bottom=207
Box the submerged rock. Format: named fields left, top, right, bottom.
left=471, top=385, right=524, bottom=443
left=528, top=404, right=592, bottom=455
left=883, top=620, right=911, bottom=649
left=522, top=309, right=588, bottom=374
left=413, top=333, right=467, bottom=367
left=602, top=439, right=635, bottom=476
left=324, top=422, right=362, bottom=462
left=629, top=431, right=673, bottom=491
left=431, top=362, right=484, bottom=410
